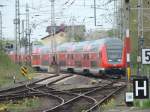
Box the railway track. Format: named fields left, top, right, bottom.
left=0, top=73, right=76, bottom=112
left=0, top=72, right=126, bottom=112
left=0, top=73, right=73, bottom=102
left=0, top=74, right=58, bottom=95
left=43, top=80, right=126, bottom=112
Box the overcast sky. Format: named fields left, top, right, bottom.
left=0, top=0, right=115, bottom=41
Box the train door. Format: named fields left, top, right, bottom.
left=41, top=54, right=49, bottom=66
left=90, top=52, right=98, bottom=69
left=66, top=53, right=74, bottom=67
left=70, top=53, right=74, bottom=67
left=82, top=53, right=90, bottom=68
left=58, top=52, right=66, bottom=67
left=74, top=53, right=82, bottom=68
left=31, top=54, right=41, bottom=66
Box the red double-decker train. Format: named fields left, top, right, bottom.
left=8, top=37, right=127, bottom=76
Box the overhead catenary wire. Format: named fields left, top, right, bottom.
left=1, top=0, right=117, bottom=41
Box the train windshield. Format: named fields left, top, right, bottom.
left=107, top=44, right=123, bottom=64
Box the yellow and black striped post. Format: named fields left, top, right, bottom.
left=21, top=66, right=28, bottom=76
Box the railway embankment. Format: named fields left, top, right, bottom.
left=0, top=50, right=34, bottom=88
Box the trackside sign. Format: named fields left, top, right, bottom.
left=133, top=77, right=149, bottom=99
left=142, top=49, right=150, bottom=64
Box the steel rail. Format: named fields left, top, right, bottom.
left=43, top=81, right=115, bottom=112
left=0, top=74, right=59, bottom=95
left=85, top=85, right=126, bottom=112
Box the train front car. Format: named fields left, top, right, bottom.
left=101, top=38, right=126, bottom=76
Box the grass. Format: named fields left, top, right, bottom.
left=134, top=99, right=150, bottom=109
left=0, top=50, right=35, bottom=87
left=130, top=64, right=150, bottom=75
left=0, top=96, right=40, bottom=112
left=129, top=0, right=150, bottom=66
left=123, top=0, right=150, bottom=77
left=100, top=98, right=116, bottom=112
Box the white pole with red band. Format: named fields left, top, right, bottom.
left=125, top=29, right=131, bottom=81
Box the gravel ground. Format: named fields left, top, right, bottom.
left=33, top=73, right=55, bottom=80
left=51, top=75, right=101, bottom=90
left=30, top=73, right=150, bottom=112
left=26, top=96, right=61, bottom=112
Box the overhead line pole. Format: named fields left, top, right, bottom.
left=50, top=0, right=59, bottom=75
left=21, top=20, right=25, bottom=63
left=137, top=0, right=143, bottom=75
left=25, top=3, right=31, bottom=65
left=120, top=0, right=124, bottom=39
left=123, top=0, right=131, bottom=89
left=94, top=0, right=97, bottom=26
left=14, top=0, right=20, bottom=63
left=51, top=0, right=55, bottom=54
left=22, top=20, right=25, bottom=40
left=0, top=11, right=2, bottom=50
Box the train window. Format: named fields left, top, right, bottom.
left=83, top=54, right=89, bottom=60
left=91, top=61, right=97, bottom=68
left=75, top=61, right=82, bottom=67
left=42, top=60, right=49, bottom=65
left=71, top=54, right=74, bottom=59
left=87, top=54, right=89, bottom=59
left=32, top=55, right=40, bottom=60
left=67, top=54, right=70, bottom=59
left=67, top=54, right=73, bottom=59
left=83, top=54, right=86, bottom=59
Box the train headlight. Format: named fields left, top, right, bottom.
left=108, top=59, right=112, bottom=62
left=118, top=59, right=121, bottom=62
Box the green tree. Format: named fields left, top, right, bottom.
left=107, top=29, right=114, bottom=37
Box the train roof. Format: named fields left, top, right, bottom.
left=8, top=37, right=122, bottom=54
left=57, top=37, right=123, bottom=52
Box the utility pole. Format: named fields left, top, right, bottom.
left=21, top=20, right=24, bottom=62
left=113, top=0, right=120, bottom=37
left=137, top=0, right=144, bottom=75
left=71, top=16, right=75, bottom=41
left=22, top=20, right=25, bottom=41
left=51, top=0, right=55, bottom=53
left=94, top=0, right=97, bottom=26
left=119, top=0, right=124, bottom=39
left=14, top=0, right=20, bottom=63
left=124, top=0, right=131, bottom=88
left=25, top=3, right=31, bottom=65
left=50, top=0, right=59, bottom=74
left=0, top=11, right=2, bottom=50
left=83, top=0, right=85, bottom=7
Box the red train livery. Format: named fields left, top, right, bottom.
left=8, top=37, right=127, bottom=76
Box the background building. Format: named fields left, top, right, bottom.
left=41, top=24, right=86, bottom=46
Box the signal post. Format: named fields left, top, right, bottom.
left=124, top=0, right=134, bottom=106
